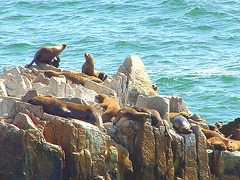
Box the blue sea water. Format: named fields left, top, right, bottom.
left=0, top=0, right=240, bottom=124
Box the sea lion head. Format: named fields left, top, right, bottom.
left=84, top=53, right=94, bottom=62
left=95, top=94, right=108, bottom=103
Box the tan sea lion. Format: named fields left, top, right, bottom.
left=200, top=127, right=224, bottom=139
left=28, top=96, right=98, bottom=125
left=82, top=53, right=108, bottom=81
left=170, top=115, right=192, bottom=134
left=207, top=137, right=231, bottom=151
left=44, top=70, right=103, bottom=85
left=113, top=107, right=151, bottom=125
left=95, top=94, right=121, bottom=123
left=169, top=112, right=189, bottom=119
left=227, top=140, right=240, bottom=151
left=26, top=43, right=67, bottom=68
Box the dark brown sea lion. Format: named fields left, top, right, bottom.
left=95, top=94, right=121, bottom=123
left=82, top=53, right=108, bottom=81
left=131, top=106, right=162, bottom=126
left=113, top=107, right=151, bottom=125
left=26, top=43, right=67, bottom=68
left=28, top=96, right=98, bottom=125
left=170, top=115, right=192, bottom=134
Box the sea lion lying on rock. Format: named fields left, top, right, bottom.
left=44, top=70, right=103, bottom=85
left=227, top=140, right=240, bottom=151
left=113, top=107, right=151, bottom=125
left=170, top=115, right=192, bottom=134
left=169, top=112, right=189, bottom=119
left=28, top=96, right=98, bottom=125
left=207, top=137, right=230, bottom=151
left=202, top=128, right=224, bottom=139
left=26, top=43, right=67, bottom=68
left=95, top=94, right=121, bottom=123
left=82, top=53, right=108, bottom=81
left=131, top=106, right=162, bottom=126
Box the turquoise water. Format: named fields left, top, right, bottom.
left=0, top=0, right=240, bottom=124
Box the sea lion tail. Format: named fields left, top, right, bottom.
left=26, top=58, right=35, bottom=68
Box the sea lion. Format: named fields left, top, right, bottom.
left=169, top=112, right=189, bottom=119
left=170, top=115, right=192, bottom=134
left=227, top=140, right=240, bottom=151
left=28, top=96, right=98, bottom=125
left=113, top=107, right=151, bottom=125
left=44, top=70, right=103, bottom=85
left=200, top=127, right=224, bottom=139
left=95, top=94, right=121, bottom=123
left=207, top=137, right=230, bottom=151
left=26, top=43, right=67, bottom=68
left=82, top=53, right=108, bottom=81
left=131, top=106, right=162, bottom=126
left=152, top=84, right=158, bottom=91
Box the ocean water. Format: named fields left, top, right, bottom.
left=0, top=0, right=240, bottom=124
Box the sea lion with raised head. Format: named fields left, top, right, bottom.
left=26, top=43, right=67, bottom=68
left=82, top=53, right=108, bottom=81
left=28, top=96, right=98, bottom=125
left=95, top=94, right=121, bottom=123
left=170, top=115, right=192, bottom=134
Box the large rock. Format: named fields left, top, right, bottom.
left=0, top=120, right=64, bottom=179
left=84, top=80, right=117, bottom=97
left=42, top=113, right=133, bottom=179
left=104, top=55, right=157, bottom=106
left=209, top=150, right=240, bottom=179
left=136, top=95, right=170, bottom=121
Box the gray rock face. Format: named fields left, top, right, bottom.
left=104, top=55, right=157, bottom=106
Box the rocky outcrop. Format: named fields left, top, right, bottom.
left=0, top=55, right=240, bottom=179
left=0, top=120, right=64, bottom=179
left=104, top=55, right=157, bottom=106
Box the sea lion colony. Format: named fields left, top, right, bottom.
left=26, top=43, right=240, bottom=152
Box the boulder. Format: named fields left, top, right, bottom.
left=104, top=55, right=157, bottom=106
left=136, top=95, right=170, bottom=121
left=170, top=96, right=189, bottom=113
left=41, top=113, right=133, bottom=179
left=0, top=120, right=64, bottom=179
left=208, top=150, right=240, bottom=179
left=21, top=89, right=39, bottom=102
left=84, top=80, right=117, bottom=97
left=0, top=80, right=7, bottom=97
left=12, top=112, right=38, bottom=130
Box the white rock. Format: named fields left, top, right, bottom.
left=33, top=82, right=46, bottom=90
left=0, top=97, right=16, bottom=117
left=4, top=74, right=28, bottom=97
left=13, top=112, right=37, bottom=130
left=22, top=76, right=33, bottom=90
left=72, top=84, right=98, bottom=103
left=105, top=55, right=157, bottom=106
left=104, top=72, right=128, bottom=107
left=84, top=80, right=117, bottom=97
left=136, top=95, right=170, bottom=121
left=0, top=80, right=7, bottom=97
